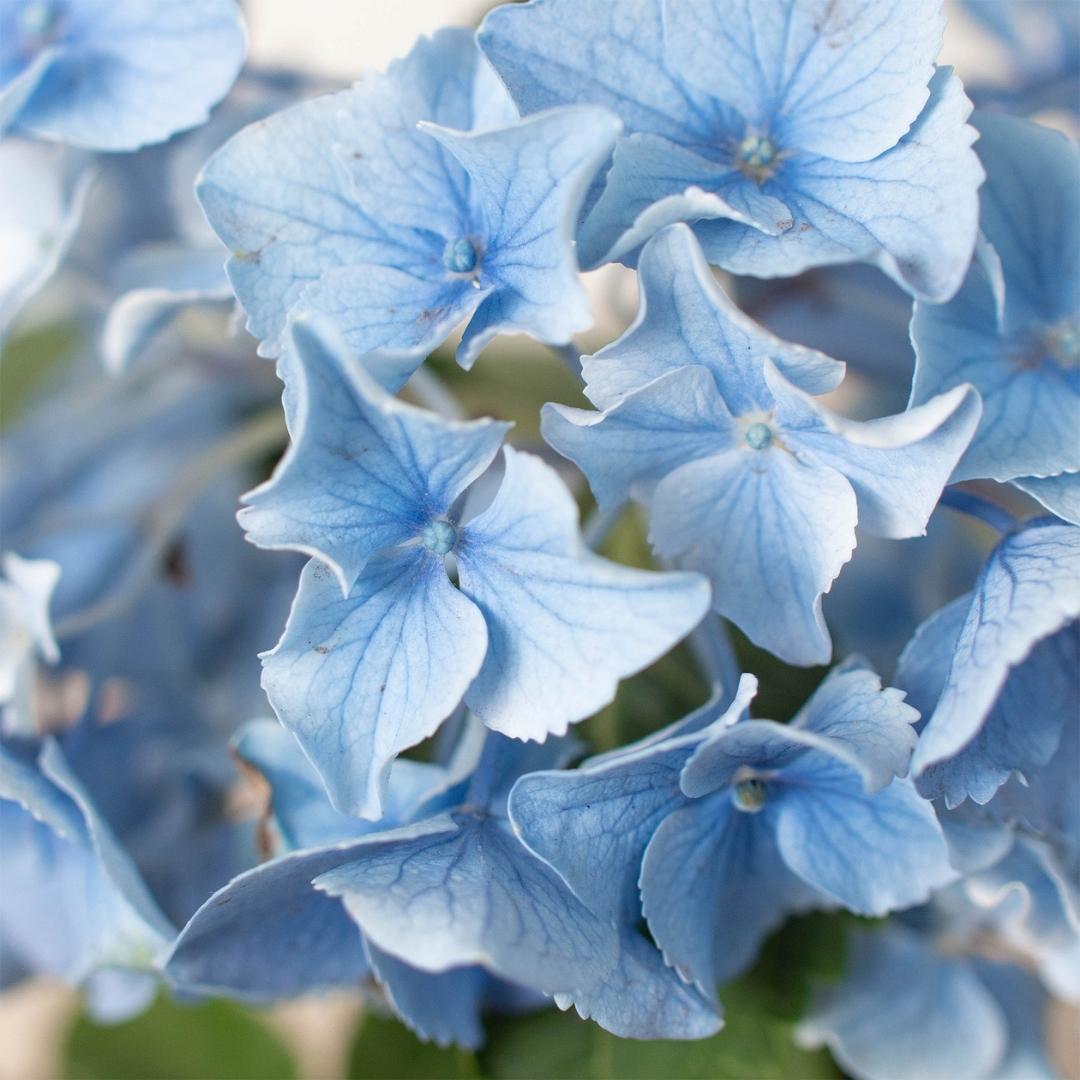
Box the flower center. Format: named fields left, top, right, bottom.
left=735, top=133, right=778, bottom=183
left=442, top=237, right=479, bottom=275
left=744, top=422, right=773, bottom=450
left=732, top=777, right=767, bottom=813
left=420, top=519, right=457, bottom=556
left=1045, top=317, right=1080, bottom=368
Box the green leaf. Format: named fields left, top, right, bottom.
left=63, top=994, right=295, bottom=1080
left=348, top=1012, right=480, bottom=1079
left=0, top=320, right=80, bottom=430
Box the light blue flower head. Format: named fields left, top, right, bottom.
left=479, top=0, right=983, bottom=300
left=196, top=28, right=621, bottom=384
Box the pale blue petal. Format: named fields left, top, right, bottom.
left=458, top=448, right=710, bottom=740
left=1015, top=473, right=1080, bottom=527
left=6, top=0, right=245, bottom=151
left=313, top=813, right=619, bottom=996
left=577, top=133, right=791, bottom=268
left=508, top=741, right=695, bottom=924
left=649, top=446, right=856, bottom=666
left=640, top=795, right=821, bottom=992
left=919, top=625, right=1079, bottom=808
left=421, top=106, right=619, bottom=367
left=797, top=926, right=1008, bottom=1080
left=773, top=367, right=982, bottom=539
left=557, top=929, right=722, bottom=1040
left=365, top=945, right=488, bottom=1050
left=910, top=113, right=1080, bottom=482
left=477, top=0, right=728, bottom=146
left=580, top=224, right=844, bottom=410
left=912, top=521, right=1080, bottom=775
left=774, top=757, right=955, bottom=915
left=238, top=317, right=508, bottom=591
left=0, top=139, right=93, bottom=340
left=231, top=719, right=443, bottom=851
left=972, top=960, right=1059, bottom=1080
left=541, top=366, right=735, bottom=511
left=261, top=552, right=488, bottom=820
left=663, top=0, right=943, bottom=162
left=102, top=245, right=234, bottom=373
left=697, top=68, right=983, bottom=302
left=164, top=845, right=369, bottom=1002
left=682, top=663, right=918, bottom=798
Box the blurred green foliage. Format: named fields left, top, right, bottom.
left=0, top=321, right=80, bottom=429
left=64, top=994, right=295, bottom=1080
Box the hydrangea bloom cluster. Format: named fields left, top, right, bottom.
left=1, top=1, right=1077, bottom=1076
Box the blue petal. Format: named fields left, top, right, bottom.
left=239, top=317, right=508, bottom=592
left=682, top=662, right=919, bottom=797
left=458, top=448, right=710, bottom=739
left=0, top=139, right=93, bottom=341
left=910, top=113, right=1080, bottom=482
left=557, top=929, right=722, bottom=1040
left=640, top=794, right=821, bottom=992
left=261, top=552, right=488, bottom=820
left=580, top=224, right=844, bottom=411
left=797, top=926, right=1008, bottom=1080
left=1014, top=473, right=1080, bottom=527
left=663, top=0, right=943, bottom=162
left=4, top=0, right=245, bottom=150
left=649, top=443, right=856, bottom=666
left=772, top=366, right=982, bottom=539
left=196, top=29, right=483, bottom=356
left=971, top=959, right=1059, bottom=1080
left=696, top=68, right=983, bottom=302
left=364, top=945, right=488, bottom=1050
left=542, top=366, right=735, bottom=512
left=164, top=845, right=369, bottom=1002
left=231, top=719, right=444, bottom=851
left=911, top=520, right=1080, bottom=778
left=1, top=741, right=172, bottom=990
left=101, top=245, right=233, bottom=374
left=478, top=0, right=724, bottom=147
left=576, top=133, right=791, bottom=268
left=508, top=739, right=695, bottom=924
left=420, top=105, right=619, bottom=367
left=774, top=756, right=955, bottom=915
left=313, top=813, right=619, bottom=996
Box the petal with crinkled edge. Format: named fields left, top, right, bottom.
left=261, top=553, right=488, bottom=820
left=912, top=520, right=1080, bottom=775
left=458, top=449, right=710, bottom=740
left=314, top=813, right=619, bottom=996
left=580, top=225, right=844, bottom=411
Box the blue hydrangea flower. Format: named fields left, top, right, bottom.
left=0, top=737, right=174, bottom=1019
left=898, top=518, right=1080, bottom=808
left=196, top=29, right=619, bottom=385
left=510, top=662, right=955, bottom=997
left=910, top=113, right=1080, bottom=519
left=168, top=721, right=717, bottom=1044
left=797, top=921, right=1060, bottom=1080
left=0, top=138, right=92, bottom=342
left=479, top=0, right=982, bottom=299
left=0, top=0, right=246, bottom=151
left=241, top=318, right=710, bottom=819
left=543, top=225, right=981, bottom=665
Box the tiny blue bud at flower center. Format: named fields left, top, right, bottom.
left=736, top=134, right=778, bottom=182
left=732, top=778, right=767, bottom=813
left=421, top=519, right=457, bottom=556
left=442, top=237, right=479, bottom=275
left=745, top=422, right=773, bottom=450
